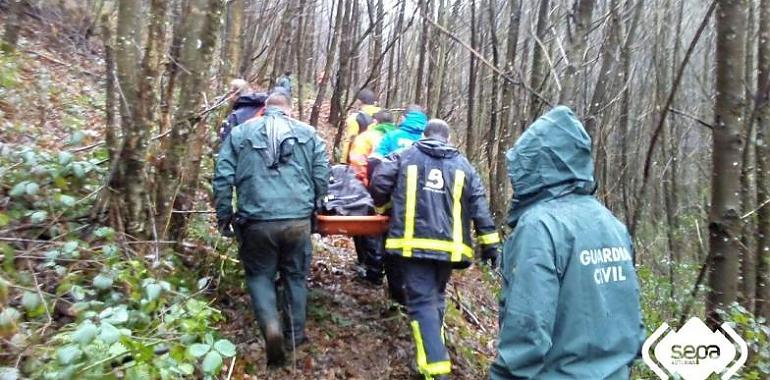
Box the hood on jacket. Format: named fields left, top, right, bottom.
left=399, top=110, right=428, bottom=134
left=415, top=138, right=459, bottom=159
left=261, top=107, right=297, bottom=169
left=233, top=92, right=267, bottom=110
left=506, top=106, right=595, bottom=226
left=373, top=122, right=396, bottom=135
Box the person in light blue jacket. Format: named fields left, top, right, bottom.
left=491, top=106, right=645, bottom=380
left=375, top=105, right=428, bottom=157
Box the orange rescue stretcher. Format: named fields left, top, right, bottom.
left=315, top=215, right=389, bottom=236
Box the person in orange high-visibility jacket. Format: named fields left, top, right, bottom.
left=349, top=110, right=396, bottom=186
left=370, top=119, right=500, bottom=379
left=340, top=88, right=381, bottom=163
left=348, top=110, right=396, bottom=285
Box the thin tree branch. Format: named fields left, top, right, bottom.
left=668, top=108, right=714, bottom=129
left=416, top=8, right=552, bottom=107
left=630, top=0, right=717, bottom=235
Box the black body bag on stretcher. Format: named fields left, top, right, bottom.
left=320, top=165, right=374, bottom=216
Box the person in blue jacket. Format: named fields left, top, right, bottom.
left=375, top=105, right=428, bottom=157
left=219, top=79, right=267, bottom=141
left=491, top=106, right=645, bottom=380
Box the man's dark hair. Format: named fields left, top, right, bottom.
left=404, top=104, right=424, bottom=114
left=424, top=119, right=450, bottom=142
left=266, top=92, right=292, bottom=109
left=357, top=88, right=376, bottom=105
left=373, top=110, right=393, bottom=124
left=284, top=71, right=292, bottom=76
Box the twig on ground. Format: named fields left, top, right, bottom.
left=27, top=262, right=53, bottom=335
left=226, top=356, right=236, bottom=380
left=448, top=285, right=487, bottom=334
left=6, top=282, right=73, bottom=305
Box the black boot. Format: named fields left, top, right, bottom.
left=264, top=320, right=286, bottom=368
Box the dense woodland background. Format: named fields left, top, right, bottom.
left=0, top=0, right=769, bottom=378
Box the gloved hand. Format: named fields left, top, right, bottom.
left=481, top=244, right=501, bottom=269
left=217, top=216, right=234, bottom=238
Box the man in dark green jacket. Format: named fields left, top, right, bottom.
left=371, top=120, right=500, bottom=379
left=213, top=92, right=329, bottom=367
left=491, top=106, right=645, bottom=379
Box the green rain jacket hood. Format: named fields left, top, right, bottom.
left=506, top=106, right=595, bottom=227
left=491, top=106, right=645, bottom=380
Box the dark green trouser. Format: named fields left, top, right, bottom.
left=236, top=218, right=311, bottom=344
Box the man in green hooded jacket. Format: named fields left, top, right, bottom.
left=491, top=106, right=645, bottom=379
left=213, top=92, right=329, bottom=368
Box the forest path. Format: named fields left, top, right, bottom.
left=216, top=236, right=499, bottom=379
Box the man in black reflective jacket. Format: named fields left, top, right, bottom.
left=370, top=119, right=500, bottom=379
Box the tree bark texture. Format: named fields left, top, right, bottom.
left=755, top=0, right=770, bottom=319
left=707, top=0, right=747, bottom=324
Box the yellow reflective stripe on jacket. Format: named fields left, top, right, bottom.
left=410, top=321, right=452, bottom=376
left=403, top=165, right=418, bottom=257
left=478, top=232, right=500, bottom=245
left=451, top=170, right=466, bottom=262
left=385, top=238, right=473, bottom=258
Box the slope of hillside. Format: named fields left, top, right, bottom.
left=0, top=13, right=501, bottom=379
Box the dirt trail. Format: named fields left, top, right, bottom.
left=220, top=236, right=499, bottom=380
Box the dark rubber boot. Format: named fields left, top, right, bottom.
left=264, top=320, right=286, bottom=368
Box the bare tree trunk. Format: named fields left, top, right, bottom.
left=329, top=0, right=354, bottom=151
left=295, top=0, right=308, bottom=120
left=756, top=0, right=770, bottom=319
left=159, top=0, right=186, bottom=136
left=740, top=0, right=757, bottom=311
left=304, top=0, right=318, bottom=88
left=370, top=0, right=384, bottom=94
left=528, top=0, right=551, bottom=121
left=349, top=0, right=361, bottom=89
left=155, top=0, right=222, bottom=240
left=490, top=0, right=521, bottom=224
left=466, top=0, right=478, bottom=162
left=387, top=0, right=407, bottom=106
left=559, top=0, right=595, bottom=107
left=2, top=0, right=24, bottom=52
left=100, top=13, right=117, bottom=162
left=584, top=0, right=621, bottom=208
left=106, top=0, right=143, bottom=235
left=707, top=0, right=747, bottom=324
left=223, top=0, right=245, bottom=81
left=429, top=0, right=449, bottom=114
left=425, top=0, right=439, bottom=111
left=310, top=0, right=344, bottom=126
left=486, top=0, right=500, bottom=175
left=272, top=2, right=295, bottom=84
left=414, top=0, right=430, bottom=104
left=619, top=0, right=642, bottom=227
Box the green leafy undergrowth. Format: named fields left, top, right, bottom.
left=0, top=224, right=237, bottom=379
left=0, top=142, right=236, bottom=379
left=0, top=142, right=106, bottom=235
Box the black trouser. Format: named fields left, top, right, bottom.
left=400, top=257, right=453, bottom=377
left=384, top=255, right=406, bottom=305
left=235, top=218, right=312, bottom=344
left=353, top=234, right=385, bottom=277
